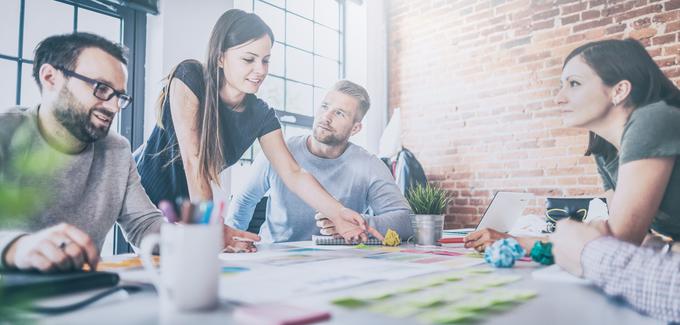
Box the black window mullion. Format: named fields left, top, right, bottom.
left=113, top=7, right=147, bottom=255
left=15, top=0, right=26, bottom=106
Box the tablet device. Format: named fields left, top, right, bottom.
left=0, top=270, right=120, bottom=299
left=476, top=191, right=534, bottom=232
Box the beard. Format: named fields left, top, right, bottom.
left=312, top=124, right=351, bottom=146
left=52, top=86, right=114, bottom=143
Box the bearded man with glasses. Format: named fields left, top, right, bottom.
left=0, top=32, right=258, bottom=273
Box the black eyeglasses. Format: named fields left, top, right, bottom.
left=55, top=66, right=132, bottom=109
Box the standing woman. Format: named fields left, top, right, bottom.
left=464, top=38, right=680, bottom=251
left=136, top=9, right=380, bottom=243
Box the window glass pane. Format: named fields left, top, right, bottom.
left=286, top=13, right=312, bottom=51
left=257, top=75, right=284, bottom=110
left=255, top=1, right=284, bottom=43
left=283, top=124, right=309, bottom=140
left=314, top=24, right=339, bottom=60
left=314, top=56, right=339, bottom=89
left=0, top=0, right=20, bottom=57
left=286, top=0, right=313, bottom=20
left=234, top=0, right=253, bottom=11
left=0, top=60, right=17, bottom=108
left=314, top=0, right=339, bottom=30
left=314, top=86, right=326, bottom=117
left=20, top=63, right=40, bottom=106
left=285, top=80, right=313, bottom=116
left=23, top=0, right=73, bottom=59
left=269, top=41, right=284, bottom=77
left=261, top=0, right=284, bottom=8
left=77, top=9, right=121, bottom=43
left=285, top=46, right=312, bottom=84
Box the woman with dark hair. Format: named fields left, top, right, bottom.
left=465, top=38, right=680, bottom=251
left=135, top=9, right=381, bottom=246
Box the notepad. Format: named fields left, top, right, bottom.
left=312, top=235, right=382, bottom=245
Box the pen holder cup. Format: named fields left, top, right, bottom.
left=410, top=214, right=444, bottom=246
left=140, top=222, right=223, bottom=312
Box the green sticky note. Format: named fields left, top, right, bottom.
left=466, top=267, right=493, bottom=274
left=509, top=289, right=537, bottom=301
left=419, top=309, right=475, bottom=324
left=369, top=302, right=421, bottom=318
left=451, top=297, right=496, bottom=311
left=442, top=274, right=465, bottom=282
left=331, top=297, right=367, bottom=308
left=406, top=294, right=447, bottom=308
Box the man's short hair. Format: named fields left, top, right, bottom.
left=331, top=80, right=370, bottom=121
left=32, top=32, right=128, bottom=92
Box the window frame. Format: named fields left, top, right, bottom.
left=236, top=0, right=346, bottom=163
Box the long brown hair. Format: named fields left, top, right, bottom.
left=155, top=9, right=274, bottom=185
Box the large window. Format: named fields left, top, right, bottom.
left=233, top=0, right=345, bottom=162
left=1, top=0, right=147, bottom=255
left=1, top=0, right=120, bottom=108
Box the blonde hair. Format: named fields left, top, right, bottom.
left=331, top=80, right=370, bottom=121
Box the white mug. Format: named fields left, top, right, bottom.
left=140, top=222, right=223, bottom=312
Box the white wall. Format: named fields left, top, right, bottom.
left=346, top=0, right=389, bottom=155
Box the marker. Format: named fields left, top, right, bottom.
left=201, top=202, right=214, bottom=224
left=159, top=200, right=178, bottom=223
left=211, top=201, right=226, bottom=224
left=180, top=200, right=194, bottom=224
left=191, top=201, right=205, bottom=224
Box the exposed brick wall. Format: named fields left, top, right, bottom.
left=387, top=0, right=680, bottom=229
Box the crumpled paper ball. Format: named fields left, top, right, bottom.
left=484, top=238, right=526, bottom=268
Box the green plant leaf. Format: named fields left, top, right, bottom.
left=406, top=184, right=450, bottom=215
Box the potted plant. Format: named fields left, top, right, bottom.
left=406, top=184, right=450, bottom=246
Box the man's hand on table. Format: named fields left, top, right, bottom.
left=314, top=212, right=384, bottom=243
left=3, top=223, right=99, bottom=272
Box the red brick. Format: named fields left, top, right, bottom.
left=615, top=4, right=664, bottom=23
left=533, top=8, right=560, bottom=21
left=629, top=27, right=659, bottom=40
left=654, top=11, right=679, bottom=23
left=561, top=13, right=580, bottom=25
left=633, top=17, right=652, bottom=30
left=561, top=2, right=588, bottom=15
left=581, top=10, right=601, bottom=21
left=573, top=17, right=613, bottom=32
left=667, top=0, right=680, bottom=11
left=653, top=33, right=677, bottom=45
left=606, top=24, right=627, bottom=35
left=602, top=3, right=635, bottom=17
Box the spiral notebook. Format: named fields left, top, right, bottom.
left=312, top=235, right=383, bottom=245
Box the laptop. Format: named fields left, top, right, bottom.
left=443, top=191, right=534, bottom=237
left=476, top=191, right=534, bottom=232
